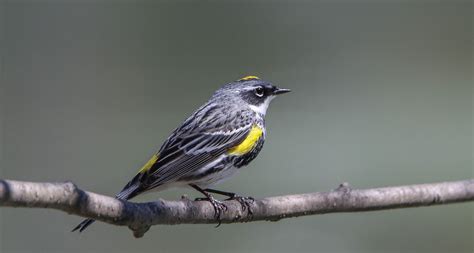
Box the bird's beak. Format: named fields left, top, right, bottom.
left=273, top=87, right=291, bottom=95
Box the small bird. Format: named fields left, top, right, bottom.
left=72, top=76, right=290, bottom=232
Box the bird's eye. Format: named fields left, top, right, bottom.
left=255, top=86, right=264, bottom=97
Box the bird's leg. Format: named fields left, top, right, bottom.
left=203, top=188, right=254, bottom=215
left=190, top=184, right=227, bottom=227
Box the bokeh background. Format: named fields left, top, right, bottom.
left=1, top=1, right=472, bottom=253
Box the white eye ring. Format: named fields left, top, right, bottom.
left=255, top=86, right=264, bottom=97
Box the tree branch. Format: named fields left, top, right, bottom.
left=0, top=179, right=473, bottom=238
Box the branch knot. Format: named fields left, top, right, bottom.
left=335, top=182, right=352, bottom=194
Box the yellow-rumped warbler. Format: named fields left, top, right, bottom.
left=72, top=76, right=290, bottom=232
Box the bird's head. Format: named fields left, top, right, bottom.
left=214, top=76, right=291, bottom=116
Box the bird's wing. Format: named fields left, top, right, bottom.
left=139, top=107, right=255, bottom=190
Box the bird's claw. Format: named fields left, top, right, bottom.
left=195, top=196, right=227, bottom=227
left=227, top=195, right=254, bottom=215
left=210, top=198, right=227, bottom=227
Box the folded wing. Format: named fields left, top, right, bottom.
left=138, top=107, right=255, bottom=191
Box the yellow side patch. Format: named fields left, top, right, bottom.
left=238, top=75, right=260, bottom=81
left=138, top=154, right=159, bottom=174
left=228, top=125, right=263, bottom=156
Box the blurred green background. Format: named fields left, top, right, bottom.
left=1, top=1, right=472, bottom=253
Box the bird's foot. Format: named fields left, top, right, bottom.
left=226, top=194, right=254, bottom=215
left=195, top=196, right=227, bottom=227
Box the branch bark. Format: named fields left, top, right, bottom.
left=0, top=179, right=473, bottom=238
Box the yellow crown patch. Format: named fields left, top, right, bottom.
left=238, top=75, right=260, bottom=81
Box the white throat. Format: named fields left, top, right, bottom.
left=248, top=96, right=275, bottom=116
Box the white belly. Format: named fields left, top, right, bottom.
left=194, top=163, right=240, bottom=188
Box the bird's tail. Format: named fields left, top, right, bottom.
left=71, top=183, right=141, bottom=233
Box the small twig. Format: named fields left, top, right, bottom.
left=0, top=179, right=473, bottom=238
